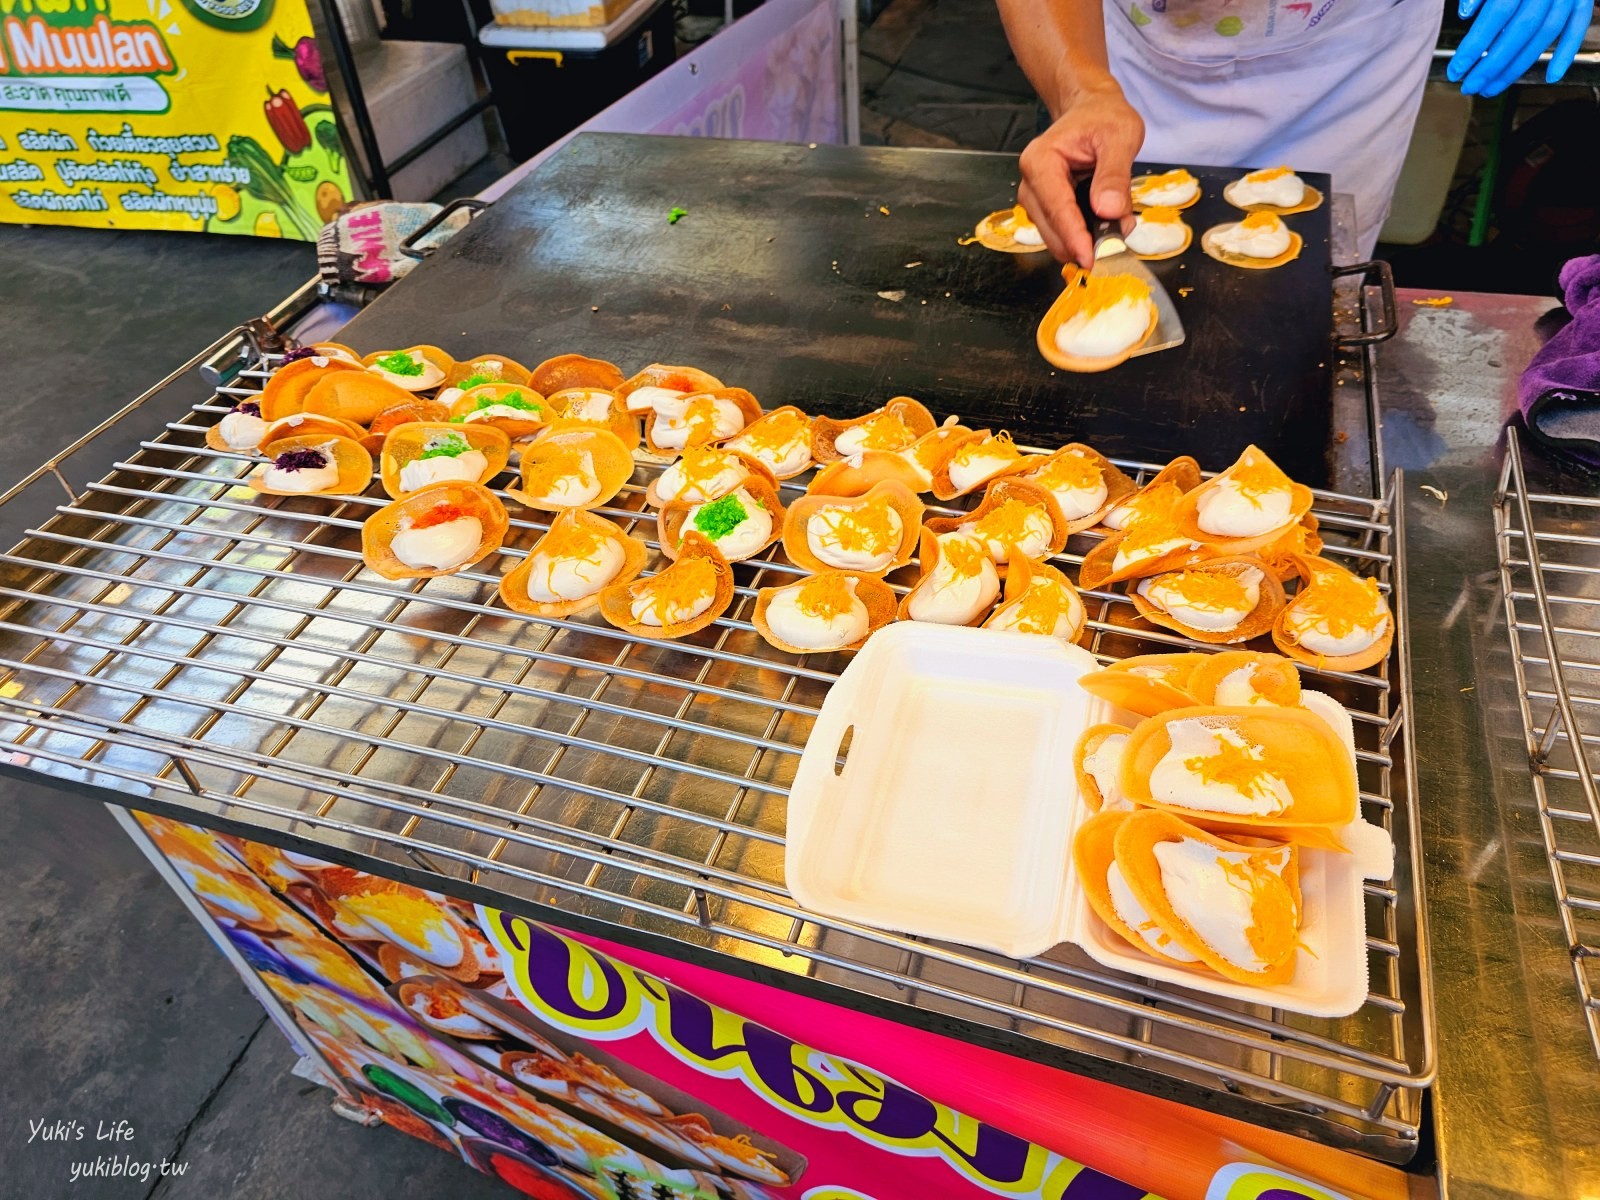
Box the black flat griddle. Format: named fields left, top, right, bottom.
left=341, top=134, right=1337, bottom=485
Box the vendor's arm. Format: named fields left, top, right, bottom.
left=997, top=0, right=1145, bottom=266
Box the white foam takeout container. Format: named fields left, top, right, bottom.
left=785, top=622, right=1394, bottom=1019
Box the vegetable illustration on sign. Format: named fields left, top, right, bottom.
left=0, top=1, right=353, bottom=241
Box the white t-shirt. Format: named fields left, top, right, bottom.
left=1116, top=0, right=1375, bottom=62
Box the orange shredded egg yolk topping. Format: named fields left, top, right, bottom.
left=683, top=396, right=725, bottom=440
left=1140, top=205, right=1182, bottom=226
left=1069, top=273, right=1153, bottom=319
left=1248, top=165, right=1294, bottom=182
left=1008, top=578, right=1074, bottom=633
left=1159, top=568, right=1252, bottom=612
left=343, top=893, right=448, bottom=941
left=954, top=429, right=1022, bottom=467
left=940, top=536, right=990, bottom=578
left=904, top=428, right=956, bottom=469
left=795, top=574, right=859, bottom=621
left=853, top=409, right=916, bottom=451
left=524, top=448, right=594, bottom=494
left=1185, top=730, right=1280, bottom=799
left=1293, top=569, right=1385, bottom=639
left=1240, top=211, right=1285, bottom=232
left=739, top=409, right=806, bottom=453
left=1035, top=449, right=1102, bottom=492
left=676, top=447, right=737, bottom=490
left=974, top=496, right=1048, bottom=545
left=636, top=558, right=717, bottom=625
left=1120, top=511, right=1187, bottom=558
left=1225, top=451, right=1293, bottom=504
left=822, top=497, right=900, bottom=554
left=1136, top=169, right=1194, bottom=194
left=539, top=519, right=612, bottom=567
left=1005, top=204, right=1037, bottom=231
left=1220, top=852, right=1300, bottom=963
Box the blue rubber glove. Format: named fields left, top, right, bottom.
left=1447, top=0, right=1594, bottom=96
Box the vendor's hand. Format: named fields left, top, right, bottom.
left=1018, top=85, right=1145, bottom=267
left=1448, top=0, right=1595, bottom=96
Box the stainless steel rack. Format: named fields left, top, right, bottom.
left=1495, top=425, right=1600, bottom=1059
left=0, top=352, right=1432, bottom=1159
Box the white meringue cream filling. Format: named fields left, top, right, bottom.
left=219, top=411, right=267, bottom=449
left=1137, top=566, right=1262, bottom=632
left=1149, top=720, right=1292, bottom=816
left=1126, top=216, right=1187, bottom=256
left=1054, top=297, right=1151, bottom=360
left=906, top=533, right=999, bottom=624
left=390, top=517, right=483, bottom=571
left=1152, top=837, right=1294, bottom=971
left=1108, top=860, right=1198, bottom=961
left=1083, top=733, right=1131, bottom=810
left=1214, top=219, right=1292, bottom=259
left=1231, top=170, right=1306, bottom=208
left=806, top=502, right=904, bottom=572
left=764, top=577, right=870, bottom=650
left=1196, top=477, right=1293, bottom=538
left=399, top=449, right=487, bottom=494
left=524, top=537, right=626, bottom=602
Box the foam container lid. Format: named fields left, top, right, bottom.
left=786, top=624, right=1393, bottom=1018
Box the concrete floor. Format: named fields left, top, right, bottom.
left=0, top=224, right=509, bottom=1198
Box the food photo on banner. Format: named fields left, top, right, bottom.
left=0, top=0, right=352, bottom=238
left=134, top=813, right=1186, bottom=1200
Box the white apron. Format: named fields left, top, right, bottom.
left=1105, top=0, right=1444, bottom=258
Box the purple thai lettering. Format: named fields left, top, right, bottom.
left=742, top=1023, right=834, bottom=1114
left=932, top=1119, right=1033, bottom=1184
left=660, top=984, right=747, bottom=1064
left=834, top=1064, right=938, bottom=1140
left=515, top=921, right=630, bottom=1023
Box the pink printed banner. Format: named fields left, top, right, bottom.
left=482, top=0, right=843, bottom=205
left=135, top=813, right=1402, bottom=1200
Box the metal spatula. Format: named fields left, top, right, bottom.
left=1076, top=179, right=1185, bottom=358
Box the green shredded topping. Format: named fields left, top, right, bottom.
left=667, top=206, right=688, bottom=225
left=449, top=415, right=466, bottom=423
left=420, top=434, right=471, bottom=460
left=375, top=350, right=424, bottom=376
left=459, top=372, right=493, bottom=389
left=693, top=493, right=751, bottom=540
left=475, top=391, right=541, bottom=413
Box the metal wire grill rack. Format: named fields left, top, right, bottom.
left=0, top=354, right=1431, bottom=1157
left=1495, top=425, right=1600, bottom=1059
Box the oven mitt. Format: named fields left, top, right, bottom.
left=315, top=201, right=471, bottom=288
left=1520, top=254, right=1600, bottom=463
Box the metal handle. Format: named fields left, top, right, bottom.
left=1332, top=260, right=1398, bottom=347
left=398, top=196, right=488, bottom=261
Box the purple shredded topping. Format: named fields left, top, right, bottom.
left=281, top=346, right=317, bottom=364
left=273, top=447, right=329, bottom=472
left=234, top=401, right=261, bottom=417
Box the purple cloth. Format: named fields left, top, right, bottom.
left=1521, top=254, right=1600, bottom=412
left=1519, top=255, right=1600, bottom=463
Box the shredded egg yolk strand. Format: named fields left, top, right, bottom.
left=1240, top=211, right=1285, bottom=233
left=1219, top=853, right=1300, bottom=965
left=635, top=558, right=717, bottom=625
left=853, top=409, right=916, bottom=451
left=1247, top=165, right=1293, bottom=182
left=974, top=496, right=1049, bottom=545
left=1035, top=449, right=1102, bottom=492
left=1185, top=729, right=1280, bottom=800
left=1140, top=205, right=1182, bottom=226
left=1158, top=569, right=1252, bottom=613
left=821, top=498, right=899, bottom=554
left=1066, top=274, right=1153, bottom=319
left=795, top=574, right=858, bottom=621
left=1008, top=579, right=1073, bottom=634
left=738, top=410, right=805, bottom=453
left=537, top=521, right=612, bottom=585
left=1136, top=168, right=1194, bottom=194
left=525, top=448, right=595, bottom=495
left=953, top=429, right=1021, bottom=468
left=1292, top=570, right=1385, bottom=640
left=939, top=536, right=990, bottom=580
left=343, top=893, right=448, bottom=940
left=1120, top=513, right=1187, bottom=558
left=676, top=447, right=738, bottom=490
left=1225, top=452, right=1293, bottom=507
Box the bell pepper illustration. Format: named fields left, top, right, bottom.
left=264, top=86, right=312, bottom=154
